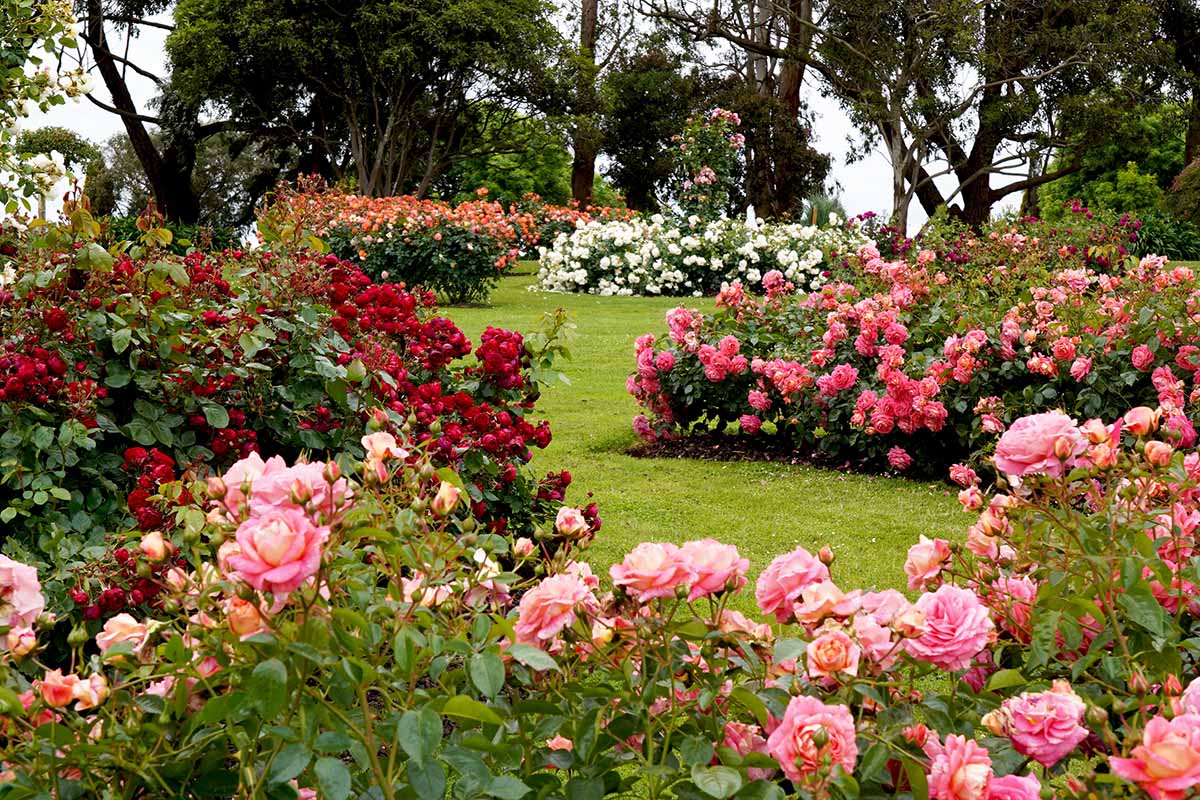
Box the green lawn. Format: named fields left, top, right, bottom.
left=448, top=267, right=963, bottom=595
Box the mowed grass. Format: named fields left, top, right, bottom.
left=447, top=266, right=964, bottom=596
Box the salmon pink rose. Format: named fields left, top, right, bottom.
left=95, top=613, right=148, bottom=655
left=0, top=554, right=43, bottom=629
left=993, top=411, right=1084, bottom=478
left=226, top=506, right=329, bottom=596
left=723, top=722, right=775, bottom=780
left=219, top=453, right=348, bottom=519
left=515, top=573, right=593, bottom=647
left=679, top=539, right=748, bottom=600
left=1111, top=713, right=1200, bottom=800
left=756, top=546, right=830, bottom=622
left=982, top=680, right=1087, bottom=767
left=555, top=506, right=589, bottom=538
left=927, top=734, right=992, bottom=800
left=38, top=669, right=80, bottom=708
left=906, top=585, right=993, bottom=672
left=904, top=536, right=951, bottom=590
left=610, top=543, right=694, bottom=601
left=806, top=627, right=861, bottom=679
left=766, top=695, right=857, bottom=782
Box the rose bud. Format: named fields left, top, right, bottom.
left=1123, top=406, right=1160, bottom=436
left=225, top=596, right=268, bottom=639
left=1145, top=440, right=1174, bottom=467
left=513, top=537, right=535, bottom=557
left=555, top=506, right=588, bottom=538
left=5, top=627, right=35, bottom=657
left=431, top=481, right=461, bottom=516
left=139, top=531, right=169, bottom=562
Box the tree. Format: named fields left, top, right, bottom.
left=0, top=0, right=85, bottom=211
left=16, top=126, right=99, bottom=171
left=601, top=48, right=708, bottom=211
left=440, top=117, right=572, bottom=204
left=644, top=0, right=1167, bottom=227
left=1157, top=0, right=1200, bottom=165
left=169, top=0, right=560, bottom=198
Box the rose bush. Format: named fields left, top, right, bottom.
left=0, top=407, right=1196, bottom=798
left=537, top=213, right=869, bottom=297
left=629, top=211, right=1200, bottom=474
left=0, top=199, right=580, bottom=591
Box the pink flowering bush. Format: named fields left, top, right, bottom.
left=6, top=406, right=1200, bottom=798
left=630, top=212, right=1200, bottom=474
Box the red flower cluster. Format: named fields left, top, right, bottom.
left=122, top=447, right=186, bottom=531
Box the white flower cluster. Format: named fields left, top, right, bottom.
left=536, top=213, right=871, bottom=297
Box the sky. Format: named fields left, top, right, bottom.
left=25, top=14, right=1014, bottom=233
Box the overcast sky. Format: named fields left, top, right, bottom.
left=27, top=15, right=1015, bottom=233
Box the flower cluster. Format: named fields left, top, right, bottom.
left=0, top=214, right=579, bottom=580
left=630, top=210, right=1200, bottom=472
left=537, top=213, right=868, bottom=297
left=674, top=107, right=744, bottom=219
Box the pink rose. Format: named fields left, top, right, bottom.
left=1070, top=357, right=1092, bottom=380
left=806, top=627, right=861, bottom=679
left=656, top=351, right=675, bottom=371
left=766, top=695, right=857, bottom=782
left=95, top=613, right=148, bottom=654
left=678, top=539, right=748, bottom=600
left=993, top=411, right=1084, bottom=479
left=723, top=722, right=775, bottom=781
left=38, top=669, right=81, bottom=708
left=927, top=734, right=992, bottom=800
left=1124, top=406, right=1161, bottom=436
left=948, top=464, right=979, bottom=487
left=739, top=414, right=762, bottom=434
left=1132, top=344, right=1155, bottom=371
left=226, top=506, right=330, bottom=596
left=983, top=681, right=1087, bottom=767
left=1111, top=713, right=1200, bottom=800
left=219, top=453, right=348, bottom=520
left=555, top=507, right=589, bottom=538
left=887, top=446, right=913, bottom=471
left=987, top=774, right=1040, bottom=800
left=906, top=585, right=994, bottom=672
left=514, top=537, right=535, bottom=558
left=1181, top=677, right=1200, bottom=715
left=515, top=573, right=593, bottom=647
left=546, top=734, right=574, bottom=751
left=904, top=535, right=951, bottom=591
left=756, top=546, right=830, bottom=622
left=610, top=543, right=694, bottom=602
left=0, top=555, right=43, bottom=629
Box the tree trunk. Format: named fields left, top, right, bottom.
left=85, top=2, right=200, bottom=222
left=1188, top=92, right=1200, bottom=166
left=776, top=0, right=811, bottom=117
left=570, top=0, right=600, bottom=209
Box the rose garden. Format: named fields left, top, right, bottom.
left=6, top=2, right=1200, bottom=799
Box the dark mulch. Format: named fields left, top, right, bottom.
left=627, top=432, right=821, bottom=466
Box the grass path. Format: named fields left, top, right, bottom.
left=447, top=268, right=963, bottom=593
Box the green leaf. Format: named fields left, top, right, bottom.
left=249, top=658, right=288, bottom=720
left=76, top=241, right=114, bottom=272
left=111, top=327, right=132, bottom=354
left=486, top=776, right=531, bottom=800
left=314, top=757, right=351, bottom=800
left=408, top=758, right=447, bottom=800
left=985, top=669, right=1027, bottom=692
left=398, top=708, right=443, bottom=765
left=691, top=765, right=743, bottom=799
left=266, top=743, right=310, bottom=786
left=902, top=756, right=929, bottom=800
left=505, top=643, right=559, bottom=672
left=680, top=736, right=714, bottom=767
left=201, top=402, right=230, bottom=429
left=1118, top=583, right=1171, bottom=640
left=442, top=695, right=503, bottom=726
left=469, top=651, right=506, bottom=698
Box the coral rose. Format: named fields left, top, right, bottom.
left=755, top=546, right=830, bottom=622
left=38, top=669, right=80, bottom=708
left=0, top=554, right=44, bottom=629
left=906, top=585, right=994, bottom=672
left=993, top=411, right=1084, bottom=479
left=515, top=573, right=593, bottom=647
left=678, top=539, right=748, bottom=600
left=806, top=627, right=861, bottom=679
left=226, top=506, right=329, bottom=596
left=766, top=695, right=857, bottom=782
left=609, top=543, right=694, bottom=601
left=1111, top=713, right=1200, bottom=800
left=904, top=536, right=951, bottom=591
